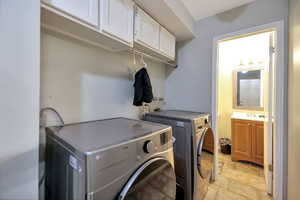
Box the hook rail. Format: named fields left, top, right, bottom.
left=130, top=49, right=177, bottom=67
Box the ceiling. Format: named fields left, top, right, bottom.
left=179, top=0, right=256, bottom=21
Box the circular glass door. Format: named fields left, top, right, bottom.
left=118, top=158, right=176, bottom=200
left=197, top=128, right=214, bottom=180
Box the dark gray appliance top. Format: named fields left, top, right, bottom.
left=145, top=110, right=210, bottom=121
left=46, top=117, right=170, bottom=154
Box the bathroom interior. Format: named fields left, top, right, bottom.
left=210, top=31, right=275, bottom=198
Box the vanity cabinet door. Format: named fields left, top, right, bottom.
left=251, top=122, right=264, bottom=165
left=101, top=0, right=134, bottom=45
left=202, top=128, right=214, bottom=153
left=231, top=119, right=252, bottom=161
left=42, top=0, right=99, bottom=26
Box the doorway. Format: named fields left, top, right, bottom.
left=211, top=21, right=285, bottom=200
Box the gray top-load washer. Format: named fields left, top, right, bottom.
left=144, top=110, right=214, bottom=200
left=45, top=117, right=176, bottom=200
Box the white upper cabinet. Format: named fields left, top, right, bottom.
left=159, top=26, right=176, bottom=59
left=41, top=1, right=176, bottom=60
left=134, top=6, right=176, bottom=61
left=100, top=0, right=134, bottom=45
left=134, top=7, right=160, bottom=50
left=42, top=0, right=99, bottom=27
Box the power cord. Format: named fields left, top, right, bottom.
left=40, top=107, right=64, bottom=127
left=39, top=107, right=64, bottom=188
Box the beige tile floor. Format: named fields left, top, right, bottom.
left=204, top=153, right=272, bottom=200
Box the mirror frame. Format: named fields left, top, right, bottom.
left=232, top=69, right=264, bottom=111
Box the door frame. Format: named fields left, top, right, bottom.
left=211, top=20, right=286, bottom=200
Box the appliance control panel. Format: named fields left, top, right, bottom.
left=195, top=117, right=208, bottom=126
left=137, top=128, right=172, bottom=157
left=194, top=115, right=211, bottom=133
left=160, top=131, right=170, bottom=145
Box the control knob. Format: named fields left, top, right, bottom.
left=204, top=118, right=208, bottom=124
left=143, top=140, right=155, bottom=154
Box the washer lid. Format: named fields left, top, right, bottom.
left=146, top=110, right=210, bottom=121
left=46, top=118, right=171, bottom=154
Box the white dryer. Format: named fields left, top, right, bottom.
left=45, top=118, right=176, bottom=200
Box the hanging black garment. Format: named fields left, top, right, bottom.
left=133, top=67, right=153, bottom=106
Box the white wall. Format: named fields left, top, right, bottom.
left=0, top=0, right=40, bottom=199
left=288, top=0, right=300, bottom=199
left=164, top=0, right=196, bottom=37
left=41, top=31, right=166, bottom=124
left=165, top=0, right=288, bottom=113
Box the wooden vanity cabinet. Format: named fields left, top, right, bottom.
left=231, top=119, right=264, bottom=166
left=202, top=128, right=214, bottom=153
left=251, top=122, right=264, bottom=164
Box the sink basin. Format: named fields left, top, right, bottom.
left=231, top=112, right=265, bottom=121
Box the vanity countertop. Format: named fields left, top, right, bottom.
left=231, top=112, right=265, bottom=122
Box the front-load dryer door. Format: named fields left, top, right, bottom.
left=197, top=128, right=214, bottom=180
left=194, top=128, right=215, bottom=200
left=117, top=158, right=176, bottom=200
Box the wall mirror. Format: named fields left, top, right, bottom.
left=233, top=69, right=264, bottom=110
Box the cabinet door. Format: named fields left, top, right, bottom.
left=251, top=122, right=264, bottom=165
left=202, top=128, right=214, bottom=153
left=231, top=119, right=252, bottom=161
left=42, top=0, right=99, bottom=26
left=134, top=7, right=160, bottom=50
left=101, top=0, right=134, bottom=45
left=160, top=26, right=176, bottom=59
